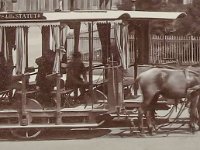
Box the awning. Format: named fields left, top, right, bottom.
left=43, top=10, right=186, bottom=22
left=127, top=11, right=186, bottom=20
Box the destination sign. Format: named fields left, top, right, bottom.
left=0, top=12, right=45, bottom=20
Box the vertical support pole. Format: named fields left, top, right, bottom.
left=107, top=61, right=123, bottom=112
left=110, top=0, right=112, bottom=10
left=0, top=0, right=5, bottom=11
left=133, top=27, right=138, bottom=96
left=41, top=26, right=50, bottom=55
left=88, top=22, right=93, bottom=108
left=56, top=72, right=62, bottom=125
left=24, top=27, right=29, bottom=69
left=140, top=21, right=149, bottom=64
left=74, top=22, right=80, bottom=53
left=133, top=40, right=138, bottom=96
left=70, top=0, right=74, bottom=11
left=59, top=0, right=63, bottom=10
left=56, top=26, right=62, bottom=124
left=20, top=74, right=28, bottom=126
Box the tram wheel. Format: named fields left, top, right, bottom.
left=10, top=99, right=48, bottom=139
left=61, top=88, right=108, bottom=108
left=62, top=94, right=78, bottom=108
left=83, top=89, right=107, bottom=107
left=92, top=89, right=107, bottom=103
left=10, top=128, right=41, bottom=140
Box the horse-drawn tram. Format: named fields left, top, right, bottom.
left=0, top=10, right=187, bottom=139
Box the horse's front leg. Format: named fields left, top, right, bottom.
left=151, top=109, right=156, bottom=130
left=138, top=94, right=156, bottom=135
left=146, top=110, right=153, bottom=135
left=138, top=107, right=154, bottom=135
left=138, top=104, right=154, bottom=135
left=146, top=94, right=159, bottom=135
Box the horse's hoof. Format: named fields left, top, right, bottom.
left=138, top=128, right=146, bottom=137
left=148, top=130, right=156, bottom=136
left=138, top=127, right=144, bottom=133
left=191, top=130, right=195, bottom=134
left=189, top=123, right=198, bottom=134
left=148, top=132, right=155, bottom=136
left=148, top=127, right=155, bottom=136
left=198, top=124, right=200, bottom=131
left=137, top=132, right=146, bottom=137
left=189, top=126, right=196, bottom=134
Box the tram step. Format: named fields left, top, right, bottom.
left=0, top=121, right=105, bottom=129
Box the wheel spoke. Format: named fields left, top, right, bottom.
left=26, top=131, right=29, bottom=138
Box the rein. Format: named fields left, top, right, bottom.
left=155, top=99, right=188, bottom=135
left=155, top=68, right=200, bottom=135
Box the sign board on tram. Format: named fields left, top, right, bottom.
left=0, top=12, right=44, bottom=20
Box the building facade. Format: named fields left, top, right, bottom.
left=1, top=0, right=122, bottom=12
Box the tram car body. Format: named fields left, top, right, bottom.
left=0, top=10, right=185, bottom=139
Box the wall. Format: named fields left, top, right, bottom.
left=2, top=0, right=119, bottom=11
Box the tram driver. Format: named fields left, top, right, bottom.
left=65, top=51, right=89, bottom=103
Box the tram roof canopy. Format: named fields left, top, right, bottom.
left=0, top=10, right=186, bottom=27
left=44, top=10, right=186, bottom=21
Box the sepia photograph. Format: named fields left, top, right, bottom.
left=0, top=0, right=200, bottom=150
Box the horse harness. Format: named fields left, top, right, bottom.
left=183, top=68, right=200, bottom=98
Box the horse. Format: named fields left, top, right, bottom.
left=135, top=66, right=200, bottom=135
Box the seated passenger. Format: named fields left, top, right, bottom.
left=65, top=52, right=89, bottom=99
left=0, top=53, right=22, bottom=93
left=35, top=49, right=56, bottom=107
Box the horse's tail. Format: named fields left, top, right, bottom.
left=133, top=75, right=141, bottom=90
left=134, top=76, right=140, bottom=83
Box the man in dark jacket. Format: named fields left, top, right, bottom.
left=0, top=53, right=22, bottom=93
left=65, top=52, right=89, bottom=97
left=35, top=49, right=55, bottom=92
left=35, top=49, right=55, bottom=107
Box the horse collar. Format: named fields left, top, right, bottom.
left=183, top=69, right=189, bottom=79
left=184, top=68, right=200, bottom=96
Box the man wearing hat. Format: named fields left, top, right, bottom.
left=65, top=51, right=89, bottom=102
